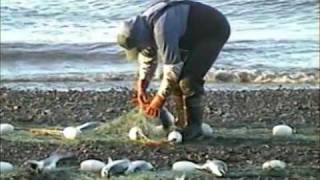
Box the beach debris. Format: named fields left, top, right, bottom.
left=272, top=125, right=293, bottom=137
left=0, top=161, right=14, bottom=173
left=262, top=160, right=286, bottom=171
left=201, top=159, right=228, bottom=177
left=172, top=161, right=202, bottom=173
left=25, top=151, right=73, bottom=173
left=168, top=130, right=183, bottom=143
left=80, top=159, right=106, bottom=172
left=63, top=121, right=99, bottom=139
left=201, top=123, right=214, bottom=137
left=126, top=160, right=154, bottom=173
left=101, top=158, right=131, bottom=177
left=0, top=123, right=14, bottom=135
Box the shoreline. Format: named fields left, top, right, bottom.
left=1, top=81, right=319, bottom=92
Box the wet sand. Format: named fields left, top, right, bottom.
left=0, top=87, right=319, bottom=179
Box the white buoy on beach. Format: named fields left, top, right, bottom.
left=0, top=123, right=14, bottom=135
left=201, top=159, right=228, bottom=177
left=168, top=130, right=183, bottom=143
left=172, top=161, right=201, bottom=173
left=63, top=127, right=81, bottom=140
left=201, top=123, right=214, bottom=137
left=63, top=122, right=99, bottom=140
left=0, top=161, right=14, bottom=173
left=80, top=159, right=106, bottom=172
left=272, top=125, right=293, bottom=137
left=262, top=160, right=286, bottom=170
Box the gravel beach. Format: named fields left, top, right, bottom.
left=1, top=87, right=319, bottom=127
left=0, top=87, right=319, bottom=179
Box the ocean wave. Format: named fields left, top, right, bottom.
left=1, top=69, right=319, bottom=84
left=1, top=42, right=124, bottom=61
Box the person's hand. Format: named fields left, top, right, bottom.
left=144, top=94, right=165, bottom=118
left=137, top=80, right=149, bottom=107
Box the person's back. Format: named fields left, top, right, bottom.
left=117, top=0, right=230, bottom=141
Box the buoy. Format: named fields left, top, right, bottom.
left=80, top=159, right=106, bottom=172
left=262, top=160, right=286, bottom=170
left=63, top=127, right=81, bottom=139
left=201, top=123, right=213, bottom=137
left=172, top=161, right=201, bottom=173
left=0, top=123, right=14, bottom=135
left=168, top=131, right=182, bottom=143
left=272, top=125, right=293, bottom=137
left=201, top=160, right=228, bottom=177
left=0, top=161, right=14, bottom=173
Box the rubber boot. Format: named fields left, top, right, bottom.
left=181, top=95, right=203, bottom=141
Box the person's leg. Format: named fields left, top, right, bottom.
left=178, top=39, right=226, bottom=141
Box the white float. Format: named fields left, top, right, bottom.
left=168, top=130, right=182, bottom=143
left=63, top=127, right=81, bottom=139
left=0, top=123, right=14, bottom=135
left=0, top=161, right=14, bottom=173
left=272, top=125, right=293, bottom=137
left=80, top=159, right=106, bottom=172
left=262, top=160, right=286, bottom=170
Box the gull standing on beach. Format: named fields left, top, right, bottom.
left=117, top=0, right=230, bottom=141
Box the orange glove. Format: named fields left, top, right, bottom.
left=137, top=80, right=149, bottom=107
left=144, top=94, right=165, bottom=118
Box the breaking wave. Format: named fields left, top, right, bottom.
left=1, top=68, right=319, bottom=84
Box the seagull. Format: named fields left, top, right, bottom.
left=159, top=107, right=175, bottom=129
left=172, top=161, right=202, bottom=173
left=200, top=159, right=228, bottom=177
left=201, top=123, right=214, bottom=138
left=25, top=151, right=73, bottom=173
left=126, top=160, right=154, bottom=173
left=101, top=158, right=131, bottom=177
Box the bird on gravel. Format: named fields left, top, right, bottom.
left=200, top=159, right=228, bottom=177
left=101, top=158, right=131, bottom=177
left=25, top=151, right=73, bottom=173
